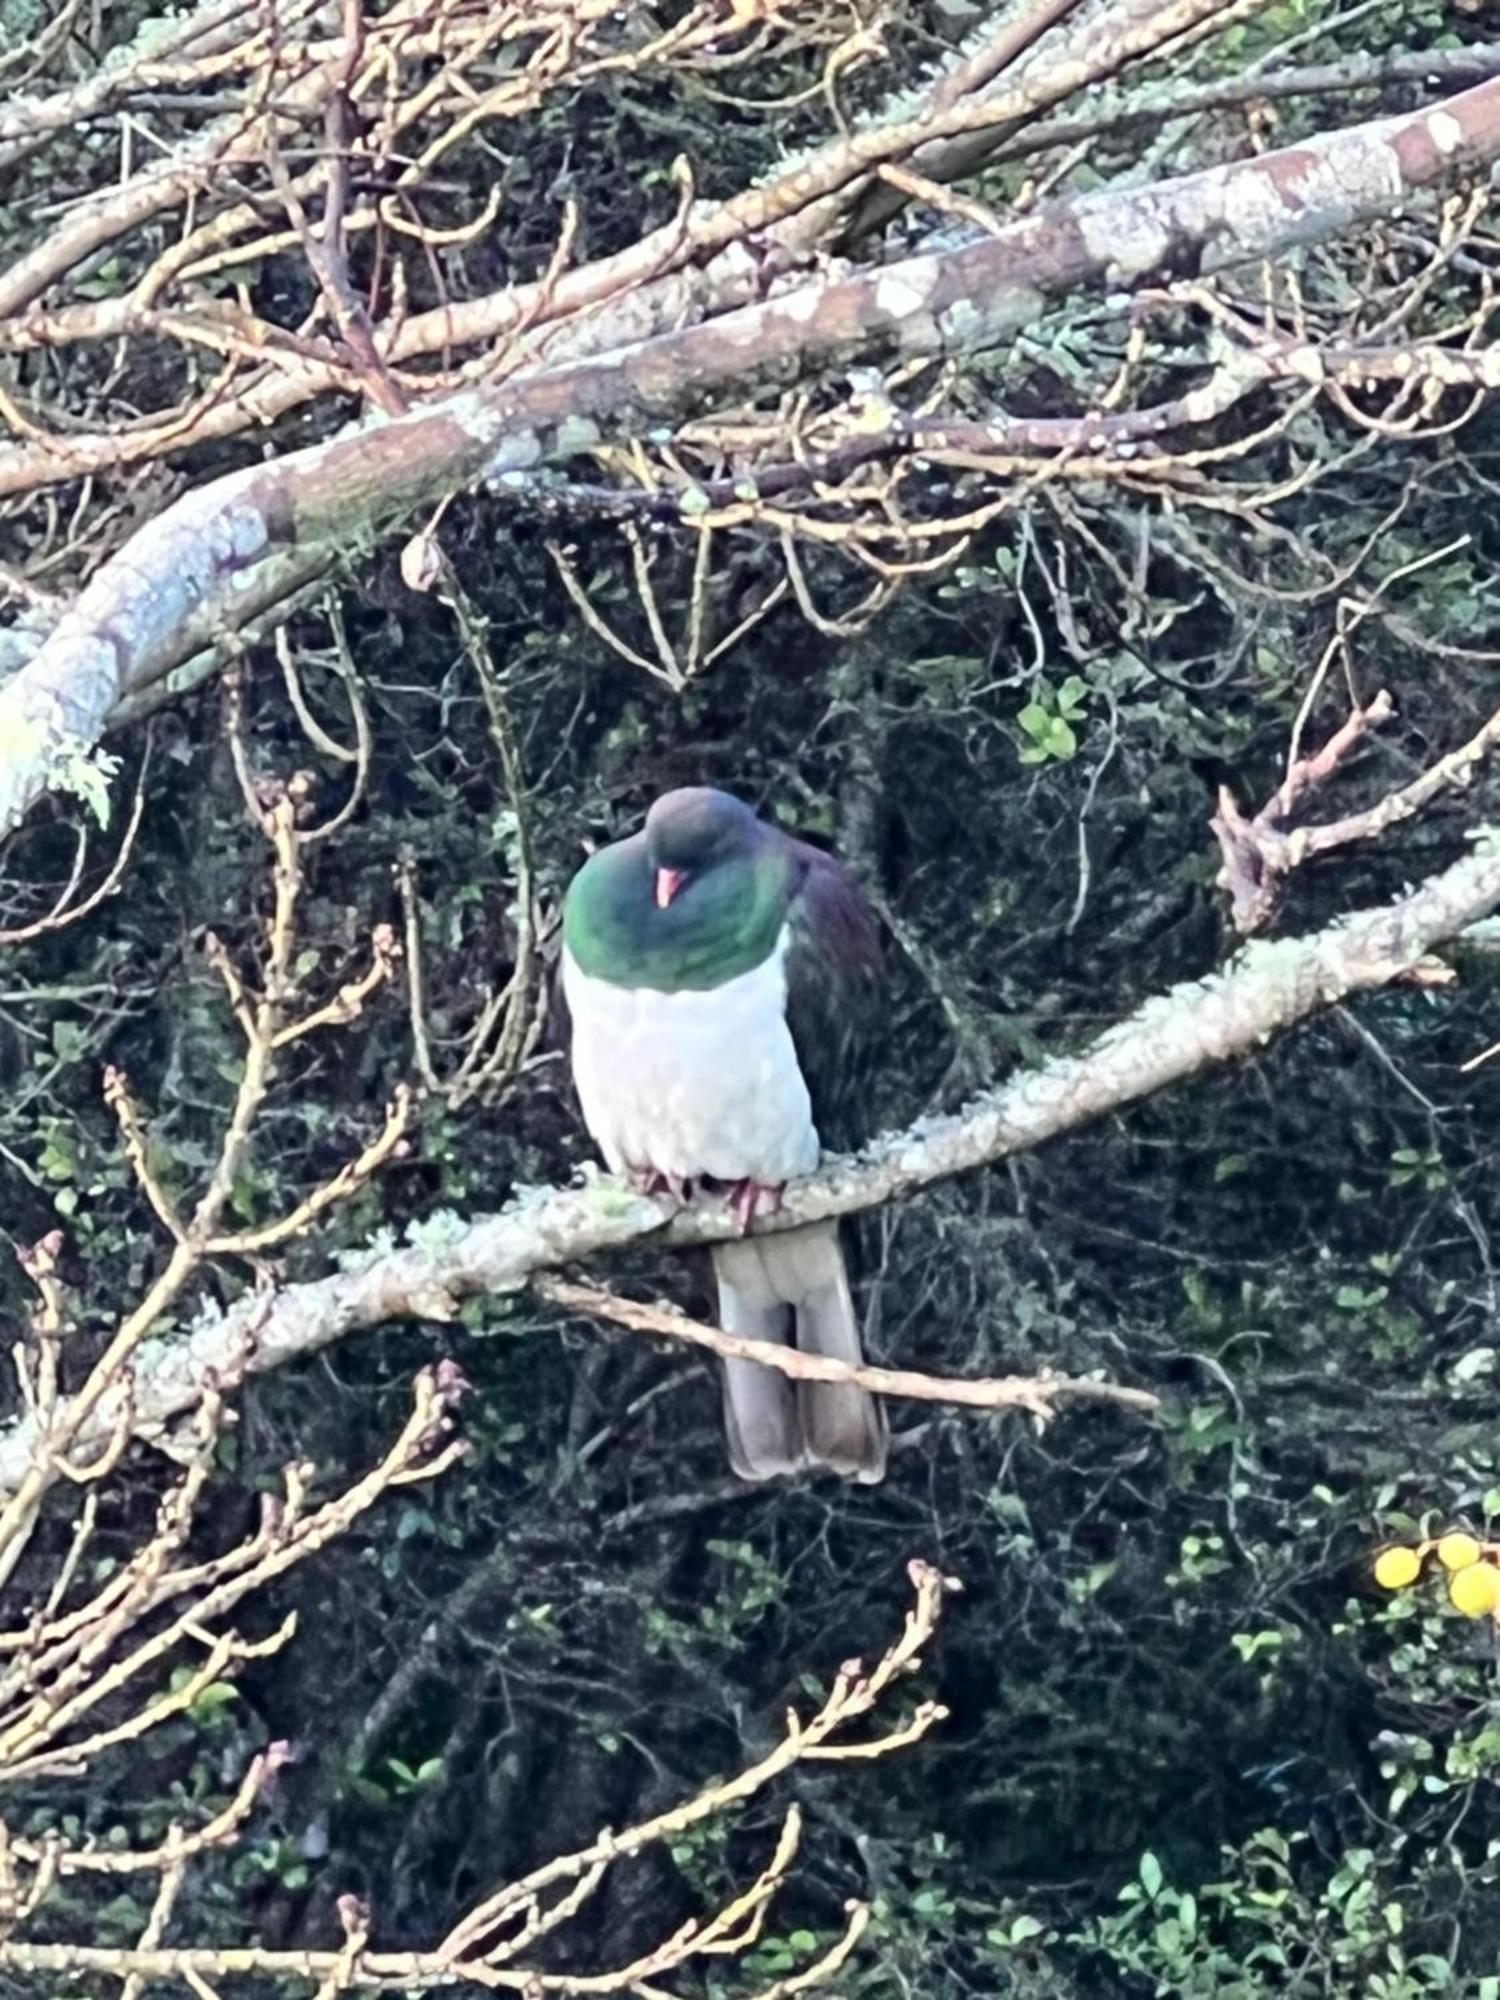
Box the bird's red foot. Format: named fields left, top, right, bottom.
left=727, top=1178, right=784, bottom=1235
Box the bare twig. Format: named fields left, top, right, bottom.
left=0, top=1563, right=951, bottom=1995
left=1212, top=535, right=1498, bottom=931
left=537, top=1277, right=1159, bottom=1420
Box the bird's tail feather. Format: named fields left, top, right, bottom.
left=713, top=1220, right=887, bottom=1485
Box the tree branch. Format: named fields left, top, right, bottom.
left=1218, top=696, right=1500, bottom=934
left=4, top=829, right=1499, bottom=1494
left=0, top=0, right=318, bottom=171
left=0, top=0, right=1242, bottom=475
left=0, top=1563, right=951, bottom=1996
left=536, top=1277, right=1160, bottom=1420
left=966, top=38, right=1500, bottom=185
left=5, top=70, right=1499, bottom=838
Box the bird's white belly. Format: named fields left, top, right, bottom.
left=562, top=942, right=819, bottom=1185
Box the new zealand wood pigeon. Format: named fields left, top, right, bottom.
left=561, top=787, right=888, bottom=1484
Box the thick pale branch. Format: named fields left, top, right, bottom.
left=0, top=31, right=330, bottom=321
left=3, top=831, right=1498, bottom=1494
left=4, top=71, right=1498, bottom=836
left=0, top=0, right=276, bottom=168
left=0, top=0, right=628, bottom=317
left=0, top=0, right=1242, bottom=468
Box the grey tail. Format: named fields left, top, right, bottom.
left=712, top=1220, right=888, bottom=1485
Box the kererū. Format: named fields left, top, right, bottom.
left=561, top=786, right=888, bottom=1484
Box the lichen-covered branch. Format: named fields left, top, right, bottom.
left=0, top=0, right=1246, bottom=484
left=4, top=70, right=1497, bottom=839
left=4, top=829, right=1497, bottom=1495
left=0, top=0, right=272, bottom=170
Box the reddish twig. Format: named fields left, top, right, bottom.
left=1212, top=690, right=1396, bottom=933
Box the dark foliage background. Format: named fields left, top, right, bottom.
left=5, top=2, right=1500, bottom=1994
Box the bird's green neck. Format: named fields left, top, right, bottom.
left=564, top=839, right=794, bottom=992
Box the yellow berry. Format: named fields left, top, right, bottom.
left=1448, top=1563, right=1500, bottom=1619
left=1373, top=1546, right=1422, bottom=1590
left=1437, top=1532, right=1484, bottom=1572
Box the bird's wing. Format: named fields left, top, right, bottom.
left=782, top=842, right=882, bottom=1154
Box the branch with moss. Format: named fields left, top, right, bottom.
left=5, top=828, right=1499, bottom=1494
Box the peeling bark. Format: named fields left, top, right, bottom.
left=3, top=830, right=1496, bottom=1492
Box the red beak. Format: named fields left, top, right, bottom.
left=655, top=867, right=687, bottom=910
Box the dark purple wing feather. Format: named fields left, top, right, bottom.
left=781, top=838, right=882, bottom=1153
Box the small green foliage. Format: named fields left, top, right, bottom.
left=166, top=1671, right=240, bottom=1731
left=51, top=739, right=122, bottom=828
left=1388, top=1147, right=1447, bottom=1192
left=1015, top=677, right=1089, bottom=765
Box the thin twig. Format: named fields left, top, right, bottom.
left=536, top=1278, right=1159, bottom=1421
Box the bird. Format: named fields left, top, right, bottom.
left=560, top=785, right=888, bottom=1485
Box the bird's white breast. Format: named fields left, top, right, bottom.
left=562, top=932, right=819, bottom=1186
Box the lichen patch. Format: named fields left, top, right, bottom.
left=1428, top=110, right=1465, bottom=157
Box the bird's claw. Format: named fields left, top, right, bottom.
left=626, top=1169, right=781, bottom=1230
left=727, top=1178, right=784, bottom=1235
left=630, top=1167, right=695, bottom=1202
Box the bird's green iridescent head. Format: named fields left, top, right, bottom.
left=563, top=787, right=796, bottom=992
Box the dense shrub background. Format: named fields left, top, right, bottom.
left=5, top=2, right=1500, bottom=1993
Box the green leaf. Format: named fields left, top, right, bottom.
left=1056, top=675, right=1089, bottom=717
left=189, top=1681, right=239, bottom=1712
